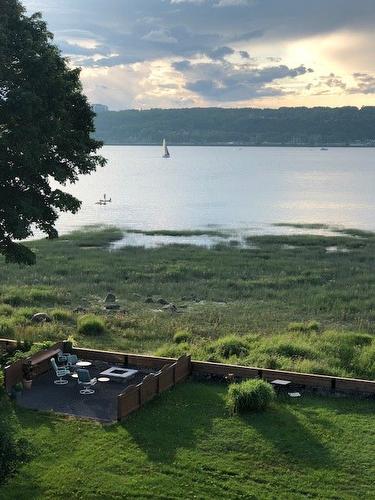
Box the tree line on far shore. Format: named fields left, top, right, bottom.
left=93, top=106, right=375, bottom=146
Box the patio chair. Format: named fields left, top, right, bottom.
left=77, top=369, right=97, bottom=395
left=66, top=354, right=79, bottom=368
left=50, top=357, right=70, bottom=385
left=57, top=349, right=68, bottom=364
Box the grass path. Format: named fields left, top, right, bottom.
left=1, top=381, right=374, bottom=499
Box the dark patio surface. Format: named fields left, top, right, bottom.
left=17, top=361, right=149, bottom=422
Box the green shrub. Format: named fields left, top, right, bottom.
left=0, top=319, right=15, bottom=338
left=0, top=305, right=13, bottom=317
left=77, top=315, right=106, bottom=336
left=356, top=342, right=375, bottom=378
left=214, top=335, right=249, bottom=358
left=173, top=329, right=192, bottom=344
left=51, top=309, right=74, bottom=324
left=288, top=321, right=320, bottom=332
left=155, top=343, right=190, bottom=358
left=324, top=331, right=372, bottom=347
left=226, top=379, right=275, bottom=414
left=269, top=341, right=316, bottom=360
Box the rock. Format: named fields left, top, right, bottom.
left=105, top=303, right=120, bottom=310
left=145, top=296, right=154, bottom=303
left=162, top=303, right=178, bottom=313
left=73, top=306, right=86, bottom=313
left=157, top=297, right=169, bottom=305
left=32, top=312, right=52, bottom=323
left=104, top=293, right=116, bottom=304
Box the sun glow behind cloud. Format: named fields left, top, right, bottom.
left=23, top=0, right=375, bottom=109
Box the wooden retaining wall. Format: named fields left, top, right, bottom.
left=3, top=359, right=24, bottom=392
left=27, top=342, right=64, bottom=378
left=191, top=361, right=375, bottom=394
left=3, top=341, right=64, bottom=392
left=2, top=339, right=375, bottom=398
left=117, top=355, right=191, bottom=420
left=72, top=347, right=175, bottom=370
left=0, top=338, right=18, bottom=353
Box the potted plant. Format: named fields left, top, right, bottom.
left=22, top=359, right=33, bottom=390
left=9, top=382, right=23, bottom=400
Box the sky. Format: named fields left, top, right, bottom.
left=23, top=0, right=375, bottom=110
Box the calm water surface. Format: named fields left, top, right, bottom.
left=53, top=146, right=375, bottom=245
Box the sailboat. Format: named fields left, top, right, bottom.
left=95, top=193, right=112, bottom=205
left=162, top=138, right=170, bottom=158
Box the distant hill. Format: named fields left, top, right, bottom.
left=93, top=106, right=375, bottom=146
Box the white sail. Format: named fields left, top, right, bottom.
left=162, top=138, right=170, bottom=158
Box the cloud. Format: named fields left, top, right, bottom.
left=176, top=59, right=312, bottom=101
left=206, top=46, right=234, bottom=60
left=22, top=0, right=375, bottom=108
left=239, top=50, right=250, bottom=59
left=348, top=73, right=375, bottom=94
left=141, top=30, right=178, bottom=44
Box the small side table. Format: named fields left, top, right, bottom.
left=271, top=379, right=291, bottom=387
left=76, top=361, right=92, bottom=368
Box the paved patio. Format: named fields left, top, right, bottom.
left=17, top=361, right=149, bottom=422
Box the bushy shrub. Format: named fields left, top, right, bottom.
left=0, top=319, right=15, bottom=338
left=2, top=287, right=62, bottom=307
left=324, top=331, right=372, bottom=347
left=51, top=309, right=74, bottom=323
left=155, top=342, right=190, bottom=358
left=288, top=321, right=320, bottom=332
left=268, top=341, right=316, bottom=360
left=226, top=379, right=275, bottom=414
left=77, top=315, right=106, bottom=335
left=214, top=335, right=249, bottom=358
left=0, top=305, right=13, bottom=317
left=356, top=341, right=375, bottom=378
left=173, top=329, right=192, bottom=344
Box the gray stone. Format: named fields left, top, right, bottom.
left=32, top=313, right=52, bottom=323
left=105, top=303, right=120, bottom=310
left=104, top=293, right=116, bottom=304
left=162, top=303, right=178, bottom=313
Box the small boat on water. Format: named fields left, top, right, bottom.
left=162, top=138, right=170, bottom=158
left=320, top=147, right=328, bottom=151
left=95, top=193, right=112, bottom=205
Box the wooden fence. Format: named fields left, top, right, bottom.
left=117, top=355, right=191, bottom=420
left=191, top=361, right=375, bottom=394
left=72, top=347, right=175, bottom=371
left=2, top=339, right=375, bottom=399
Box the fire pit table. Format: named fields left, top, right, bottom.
left=99, top=367, right=138, bottom=382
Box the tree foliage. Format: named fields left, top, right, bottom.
left=94, top=106, right=375, bottom=146
left=0, top=0, right=105, bottom=264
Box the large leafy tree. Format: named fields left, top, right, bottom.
left=0, top=0, right=106, bottom=264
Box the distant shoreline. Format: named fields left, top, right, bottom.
left=101, top=143, right=375, bottom=148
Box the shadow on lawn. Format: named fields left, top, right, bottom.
left=116, top=381, right=225, bottom=464
left=242, top=399, right=334, bottom=468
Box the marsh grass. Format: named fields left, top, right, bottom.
left=0, top=226, right=375, bottom=378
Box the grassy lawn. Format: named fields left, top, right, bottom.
left=0, top=381, right=374, bottom=499
left=0, top=226, right=374, bottom=379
